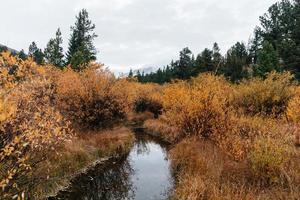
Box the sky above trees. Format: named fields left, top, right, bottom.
left=1, top=0, right=278, bottom=73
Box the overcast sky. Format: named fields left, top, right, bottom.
left=1, top=0, right=278, bottom=73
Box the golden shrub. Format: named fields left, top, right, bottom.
left=0, top=52, right=46, bottom=90
left=0, top=55, right=72, bottom=198
left=161, top=74, right=232, bottom=141
left=248, top=136, right=290, bottom=185
left=286, top=86, right=300, bottom=123
left=233, top=71, right=294, bottom=117
left=54, top=64, right=132, bottom=128
left=218, top=115, right=284, bottom=161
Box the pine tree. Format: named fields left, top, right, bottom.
left=128, top=69, right=133, bottom=78
left=28, top=42, right=44, bottom=65
left=176, top=47, right=193, bottom=79
left=195, top=48, right=214, bottom=73
left=0, top=45, right=8, bottom=53
left=66, top=9, right=98, bottom=70
left=223, top=42, right=249, bottom=82
left=44, top=28, right=64, bottom=68
left=212, top=43, right=223, bottom=73
left=249, top=27, right=263, bottom=64
left=17, top=49, right=27, bottom=60
left=254, top=41, right=281, bottom=77
left=256, top=0, right=300, bottom=78
left=136, top=70, right=142, bottom=81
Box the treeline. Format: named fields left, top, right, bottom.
left=0, top=9, right=97, bottom=71
left=134, top=0, right=300, bottom=83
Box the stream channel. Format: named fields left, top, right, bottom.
left=50, top=128, right=174, bottom=200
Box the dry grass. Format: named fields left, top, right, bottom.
left=169, top=136, right=300, bottom=200
left=144, top=118, right=179, bottom=143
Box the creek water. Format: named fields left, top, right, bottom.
left=50, top=128, right=174, bottom=200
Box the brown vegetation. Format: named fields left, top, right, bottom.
left=144, top=72, right=300, bottom=199
left=1, top=51, right=300, bottom=199
left=0, top=52, right=134, bottom=199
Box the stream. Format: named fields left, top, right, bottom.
left=50, top=128, right=174, bottom=200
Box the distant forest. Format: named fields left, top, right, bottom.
left=129, top=0, right=300, bottom=83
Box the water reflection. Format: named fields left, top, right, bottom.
left=50, top=128, right=173, bottom=200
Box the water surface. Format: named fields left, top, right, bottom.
left=51, top=128, right=173, bottom=200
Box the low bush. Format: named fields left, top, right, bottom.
left=233, top=72, right=294, bottom=117
left=54, top=65, right=132, bottom=129
left=161, top=74, right=232, bottom=141
left=248, top=136, right=290, bottom=185
left=0, top=76, right=72, bottom=198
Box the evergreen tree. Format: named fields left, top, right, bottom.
left=136, top=70, right=142, bottom=81
left=44, top=28, right=65, bottom=68
left=0, top=46, right=8, bottom=53
left=249, top=27, right=263, bottom=64
left=212, top=42, right=223, bottom=73
left=66, top=9, right=98, bottom=70
left=128, top=69, right=133, bottom=78
left=223, top=42, right=249, bottom=82
left=28, top=42, right=44, bottom=65
left=195, top=48, right=214, bottom=73
left=17, top=49, right=27, bottom=60
left=176, top=47, right=193, bottom=79
left=254, top=41, right=281, bottom=77
left=255, top=0, right=300, bottom=78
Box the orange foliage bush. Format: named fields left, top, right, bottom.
left=286, top=86, right=300, bottom=146
left=161, top=74, right=232, bottom=141
left=286, top=86, right=300, bottom=123
left=233, top=72, right=294, bottom=117
left=248, top=136, right=290, bottom=185
left=0, top=53, right=72, bottom=198
left=54, top=64, right=133, bottom=128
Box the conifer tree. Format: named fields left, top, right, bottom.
left=17, top=49, right=27, bottom=60
left=254, top=41, right=280, bottom=77
left=223, top=42, right=249, bottom=82
left=128, top=69, right=134, bottom=78
left=66, top=9, right=97, bottom=70
left=212, top=43, right=223, bottom=73
left=44, top=28, right=65, bottom=68
left=28, top=42, right=44, bottom=65
left=176, top=47, right=193, bottom=79
left=195, top=48, right=214, bottom=73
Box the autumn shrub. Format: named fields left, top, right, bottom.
left=233, top=71, right=294, bottom=117
left=248, top=136, right=290, bottom=185
left=216, top=115, right=284, bottom=161
left=0, top=69, right=72, bottom=198
left=54, top=64, right=132, bottom=129
left=161, top=74, right=232, bottom=141
left=0, top=52, right=39, bottom=87
left=286, top=86, right=300, bottom=123
left=286, top=86, right=300, bottom=146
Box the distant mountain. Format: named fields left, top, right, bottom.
left=0, top=43, right=19, bottom=55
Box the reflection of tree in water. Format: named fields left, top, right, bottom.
left=50, top=129, right=172, bottom=200
left=51, top=155, right=135, bottom=200
left=134, top=134, right=151, bottom=156
left=134, top=129, right=170, bottom=156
